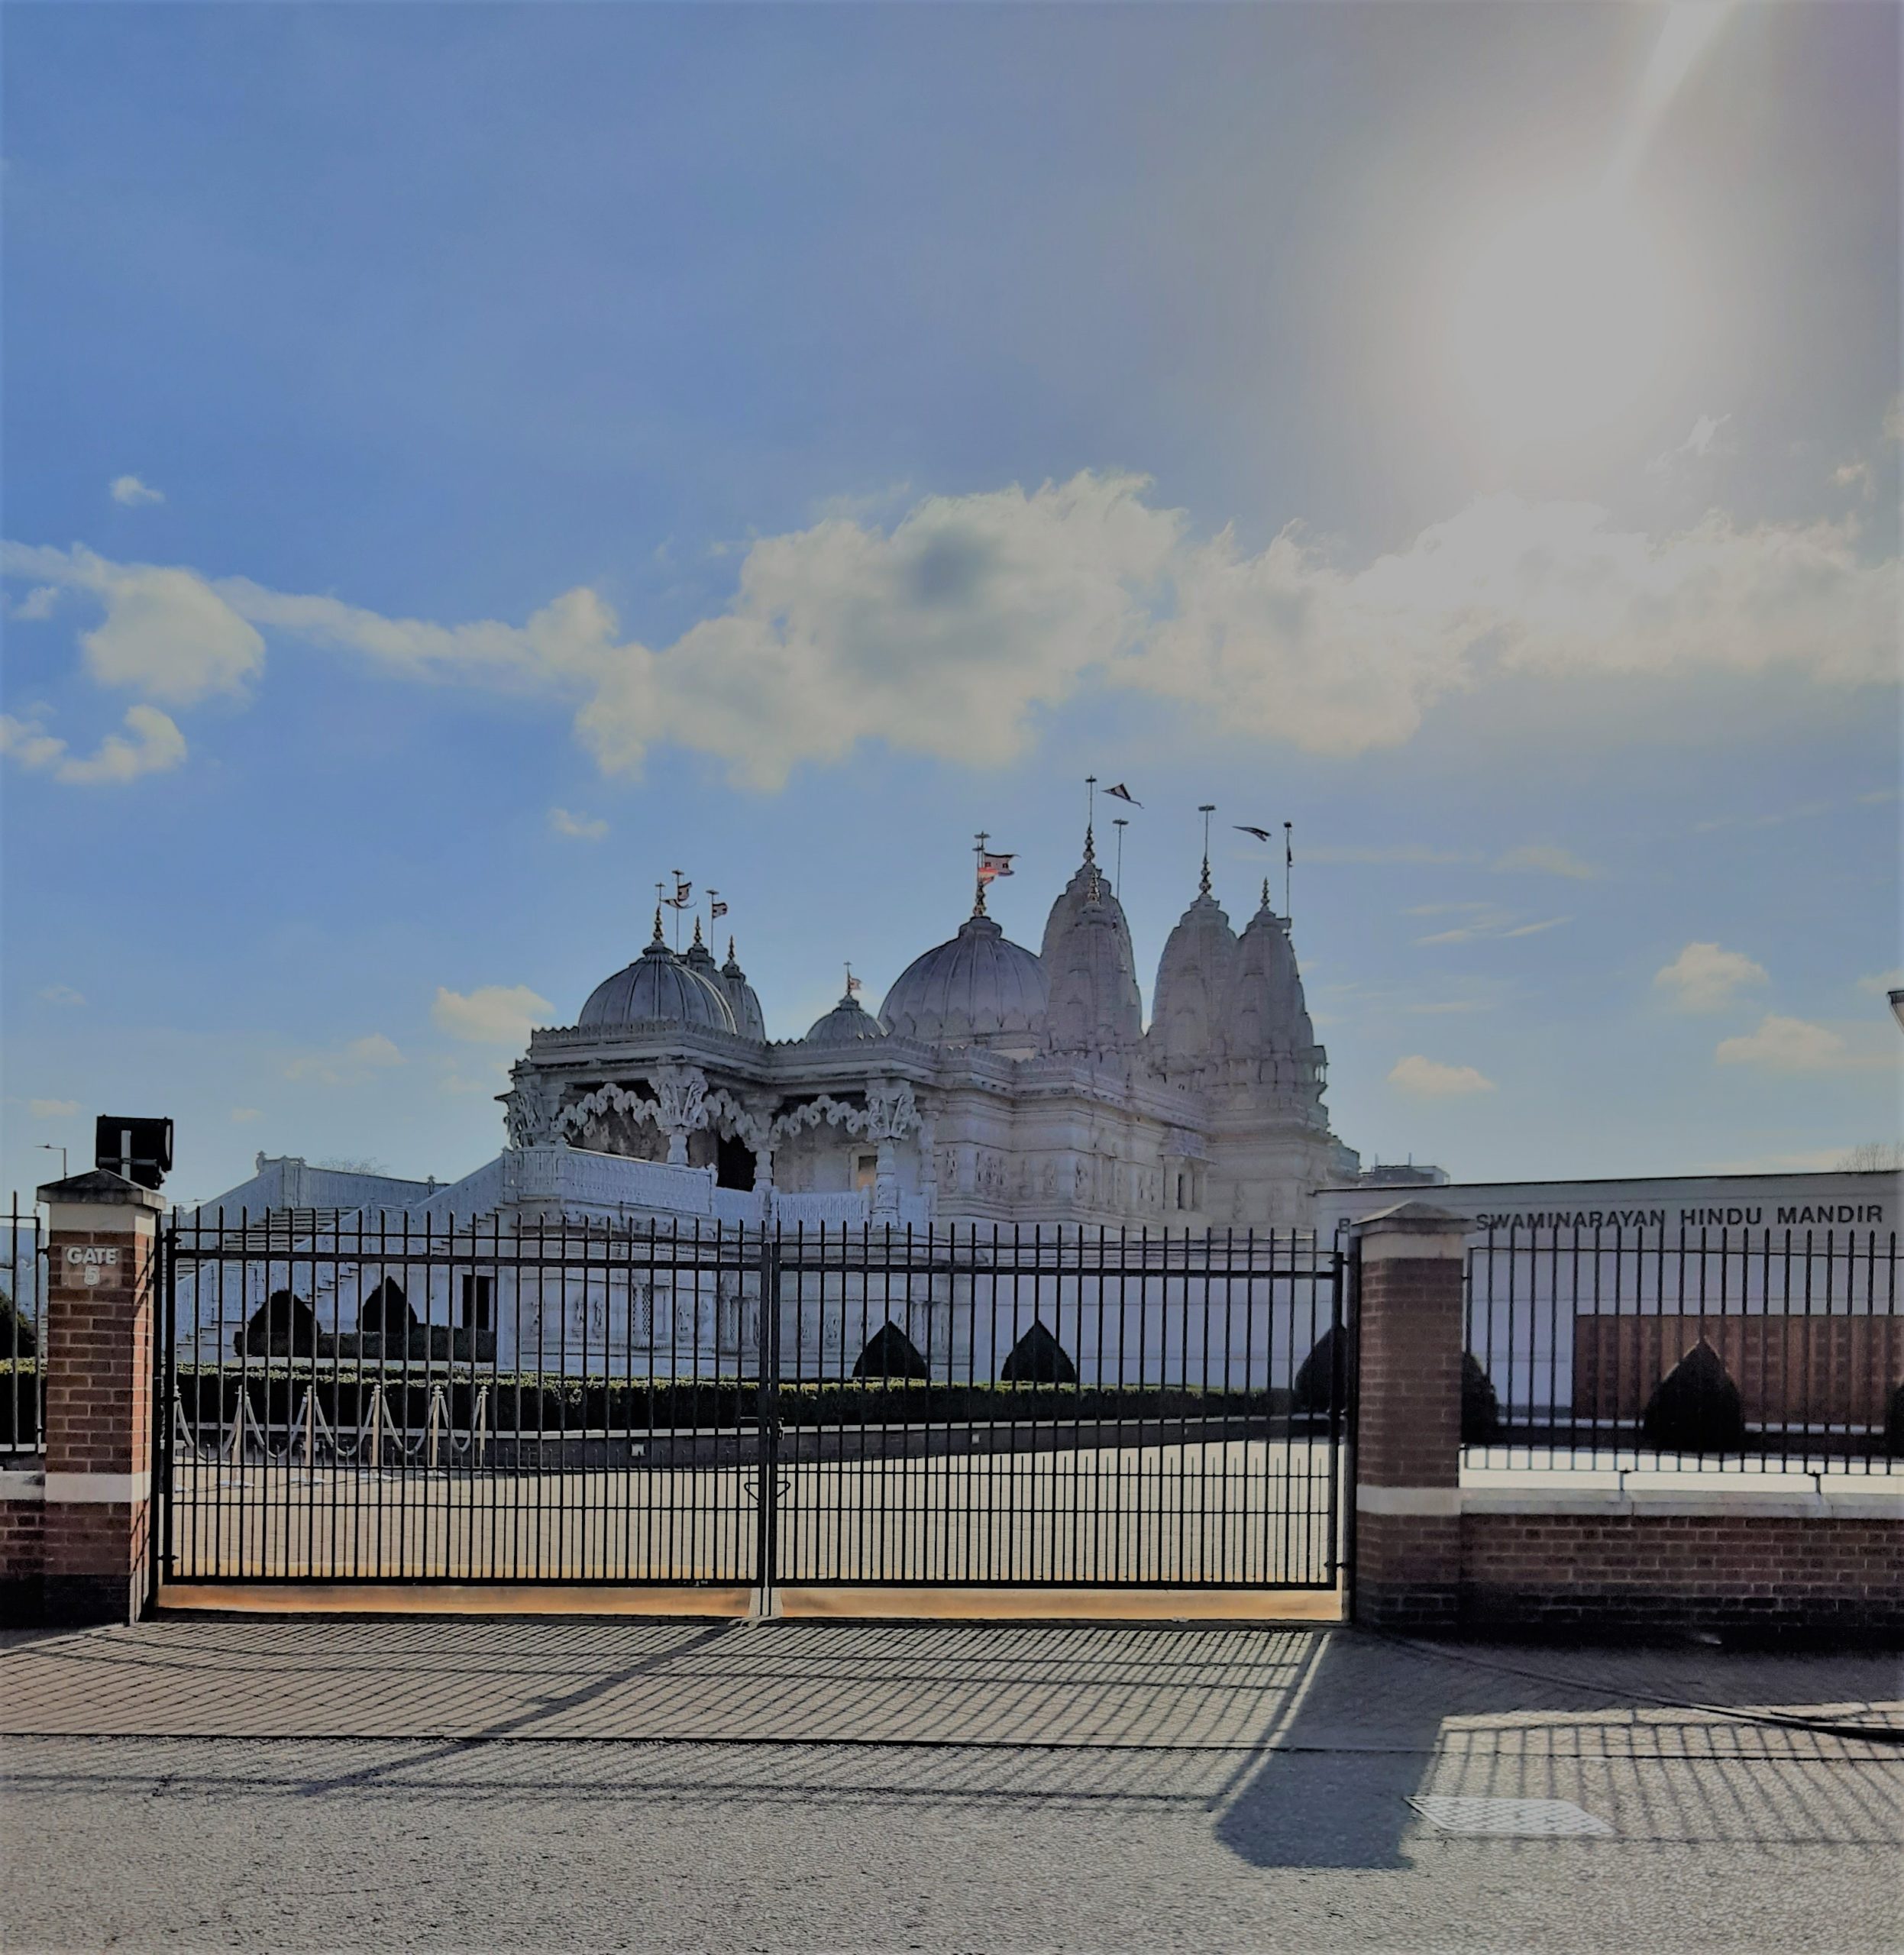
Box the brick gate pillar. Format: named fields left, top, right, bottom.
left=35, top=1169, right=166, bottom=1625
left=1351, top=1201, right=1467, bottom=1632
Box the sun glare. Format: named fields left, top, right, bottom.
left=1445, top=192, right=1684, bottom=446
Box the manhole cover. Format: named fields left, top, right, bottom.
left=1408, top=1796, right=1614, bottom=1837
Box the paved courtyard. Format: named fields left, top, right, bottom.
left=2, top=1614, right=1898, bottom=1953
left=165, top=1439, right=1337, bottom=1585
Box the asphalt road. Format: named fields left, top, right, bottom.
left=3, top=1621, right=1898, bottom=1953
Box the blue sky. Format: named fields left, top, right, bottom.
left=2, top=2, right=1898, bottom=1207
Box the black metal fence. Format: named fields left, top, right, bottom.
left=158, top=1211, right=1346, bottom=1590
left=2, top=1198, right=44, bottom=1461
left=1463, top=1225, right=1901, bottom=1472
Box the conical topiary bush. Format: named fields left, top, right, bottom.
left=1461, top=1352, right=1502, bottom=1444
left=852, top=1321, right=929, bottom=1381
left=357, top=1278, right=416, bottom=1343
left=1641, top=1337, right=1747, bottom=1453
left=1291, top=1326, right=1344, bottom=1416
left=1000, top=1321, right=1078, bottom=1385
left=237, top=1289, right=319, bottom=1357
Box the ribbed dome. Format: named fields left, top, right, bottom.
left=1040, top=839, right=1143, bottom=1056
left=719, top=939, right=768, bottom=1042
left=880, top=913, right=1048, bottom=1049
left=578, top=916, right=739, bottom=1032
left=1149, top=887, right=1239, bottom=1069
left=1233, top=885, right=1315, bottom=1055
left=803, top=991, right=887, bottom=1046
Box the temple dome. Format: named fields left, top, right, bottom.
left=1040, top=840, right=1143, bottom=1056
left=1232, top=885, right=1316, bottom=1056
left=1149, top=884, right=1239, bottom=1071
left=880, top=913, right=1049, bottom=1050
left=577, top=915, right=739, bottom=1032
left=803, top=991, right=887, bottom=1046
left=719, top=939, right=768, bottom=1042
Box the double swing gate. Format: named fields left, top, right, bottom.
left=156, top=1211, right=1348, bottom=1596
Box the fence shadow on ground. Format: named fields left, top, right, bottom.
left=2, top=1617, right=1896, bottom=1872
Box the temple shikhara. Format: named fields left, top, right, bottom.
left=202, top=824, right=1363, bottom=1233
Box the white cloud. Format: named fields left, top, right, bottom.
left=1834, top=460, right=1873, bottom=498
left=284, top=1032, right=406, bottom=1084
left=37, top=984, right=85, bottom=1006
left=1654, top=942, right=1768, bottom=1013
left=1388, top=1055, right=1495, bottom=1097
left=1414, top=910, right=1570, bottom=946
left=1493, top=844, right=1600, bottom=880
left=432, top=984, right=552, bottom=1045
left=1310, top=845, right=1479, bottom=867
left=9, top=585, right=58, bottom=621
left=1699, top=1147, right=1865, bottom=1175
left=109, top=475, right=164, bottom=508
left=1694, top=802, right=1826, bottom=833
left=1714, top=1014, right=1886, bottom=1074
left=1, top=544, right=263, bottom=703
left=548, top=806, right=608, bottom=841
left=5, top=477, right=1896, bottom=787
left=1856, top=968, right=1904, bottom=997
left=1, top=705, right=186, bottom=785
left=1647, top=412, right=1733, bottom=476
left=27, top=1098, right=80, bottom=1118
left=229, top=1107, right=263, bottom=1123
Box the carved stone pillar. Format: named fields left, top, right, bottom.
left=863, top=1081, right=918, bottom=1224
left=651, top=1064, right=707, bottom=1171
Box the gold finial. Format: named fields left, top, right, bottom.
left=1198, top=805, right=1215, bottom=897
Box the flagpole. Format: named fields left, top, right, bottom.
left=1112, top=817, right=1127, bottom=898
left=1284, top=821, right=1293, bottom=917
left=1198, top=805, right=1214, bottom=897
left=973, top=832, right=988, bottom=916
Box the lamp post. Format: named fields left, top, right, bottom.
left=36, top=1142, right=67, bottom=1181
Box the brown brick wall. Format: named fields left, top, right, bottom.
left=1460, top=1511, right=1904, bottom=1637
left=45, top=1226, right=154, bottom=1478
left=37, top=1215, right=157, bottom=1623
left=0, top=1487, right=45, bottom=1624
left=1355, top=1511, right=1461, bottom=1632
left=0, top=1492, right=44, bottom=1578
left=1356, top=1256, right=1463, bottom=1488
left=1573, top=1314, right=1902, bottom=1426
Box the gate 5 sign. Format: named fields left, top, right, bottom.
left=66, top=1245, right=121, bottom=1288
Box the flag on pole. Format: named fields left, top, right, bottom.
left=1234, top=825, right=1273, bottom=842
left=1104, top=783, right=1141, bottom=806
left=710, top=899, right=729, bottom=920
left=844, top=968, right=862, bottom=997
left=976, top=851, right=1016, bottom=884
left=673, top=876, right=692, bottom=903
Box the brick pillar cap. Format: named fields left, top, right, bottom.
left=1353, top=1200, right=1466, bottom=1236
left=35, top=1168, right=167, bottom=1213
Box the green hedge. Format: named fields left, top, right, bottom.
left=170, top=1364, right=1292, bottom=1436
